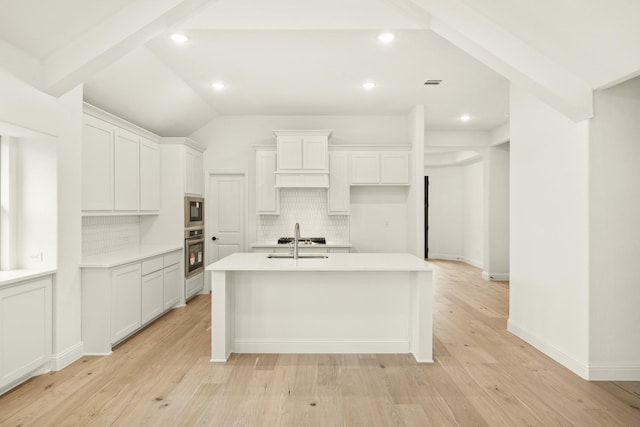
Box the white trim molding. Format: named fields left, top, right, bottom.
left=587, top=364, right=640, bottom=381
left=507, top=318, right=589, bottom=379
left=481, top=271, right=510, bottom=281
left=51, top=342, right=84, bottom=371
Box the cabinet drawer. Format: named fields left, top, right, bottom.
left=141, top=256, right=163, bottom=275
left=163, top=251, right=181, bottom=267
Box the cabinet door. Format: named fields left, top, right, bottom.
left=114, top=129, right=140, bottom=211
left=140, top=138, right=160, bottom=211
left=256, top=150, right=279, bottom=214
left=380, top=151, right=410, bottom=184
left=141, top=270, right=163, bottom=325
left=110, top=263, right=142, bottom=344
left=0, top=277, right=52, bottom=388
left=82, top=115, right=113, bottom=211
left=163, top=263, right=181, bottom=310
left=302, top=136, right=328, bottom=171
left=277, top=136, right=302, bottom=170
left=328, top=151, right=350, bottom=214
left=185, top=147, right=204, bottom=196
left=351, top=152, right=380, bottom=184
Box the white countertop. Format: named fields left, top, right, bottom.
left=206, top=252, right=433, bottom=272
left=250, top=241, right=352, bottom=249
left=81, top=244, right=183, bottom=269
left=0, top=268, right=57, bottom=289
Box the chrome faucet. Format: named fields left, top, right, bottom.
left=293, top=222, right=300, bottom=259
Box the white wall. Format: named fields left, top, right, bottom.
left=0, top=68, right=83, bottom=369
left=425, top=160, right=484, bottom=267
left=588, top=75, right=640, bottom=379
left=190, top=115, right=410, bottom=252
left=508, top=85, right=590, bottom=378
left=18, top=138, right=57, bottom=269
left=483, top=144, right=510, bottom=280
left=462, top=161, right=484, bottom=267
left=407, top=105, right=425, bottom=257
left=424, top=166, right=464, bottom=260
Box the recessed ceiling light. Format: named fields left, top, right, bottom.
left=211, top=82, right=225, bottom=91
left=460, top=115, right=471, bottom=122
left=362, top=81, right=376, bottom=91
left=170, top=33, right=188, bottom=44
left=378, top=32, right=395, bottom=44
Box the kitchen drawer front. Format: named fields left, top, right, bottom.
left=141, top=256, right=163, bottom=275
left=163, top=251, right=181, bottom=267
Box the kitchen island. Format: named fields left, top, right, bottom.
left=206, top=252, right=434, bottom=363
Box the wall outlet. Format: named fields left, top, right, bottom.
left=30, top=252, right=43, bottom=262
left=384, top=220, right=391, bottom=228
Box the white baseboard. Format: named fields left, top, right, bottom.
left=428, top=253, right=462, bottom=262
left=234, top=338, right=410, bottom=354
left=507, top=319, right=589, bottom=379
left=481, top=271, right=510, bottom=281
left=461, top=256, right=483, bottom=269
left=52, top=342, right=84, bottom=371
left=588, top=363, right=640, bottom=381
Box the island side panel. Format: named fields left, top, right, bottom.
left=230, top=271, right=413, bottom=354
left=410, top=270, right=433, bottom=362
left=211, top=270, right=234, bottom=362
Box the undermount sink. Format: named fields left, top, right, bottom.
left=267, top=254, right=328, bottom=259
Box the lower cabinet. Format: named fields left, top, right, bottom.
left=0, top=275, right=53, bottom=395
left=111, top=264, right=142, bottom=343
left=82, top=249, right=182, bottom=355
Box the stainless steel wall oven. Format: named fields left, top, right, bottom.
left=185, top=228, right=204, bottom=278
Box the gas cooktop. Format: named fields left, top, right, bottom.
left=277, top=237, right=326, bottom=245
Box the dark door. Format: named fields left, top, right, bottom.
left=424, top=176, right=429, bottom=259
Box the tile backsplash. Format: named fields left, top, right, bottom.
left=257, top=189, right=349, bottom=242
left=82, top=216, right=140, bottom=256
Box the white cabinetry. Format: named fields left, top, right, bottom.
left=110, top=263, right=142, bottom=343
left=328, top=151, right=350, bottom=215
left=351, top=151, right=410, bottom=185
left=256, top=150, right=279, bottom=215
left=114, top=128, right=140, bottom=211
left=82, top=249, right=182, bottom=355
left=0, top=276, right=52, bottom=394
left=141, top=257, right=164, bottom=325
left=140, top=137, right=160, bottom=211
left=82, top=107, right=161, bottom=215
left=82, top=115, right=114, bottom=211
left=163, top=261, right=181, bottom=310
left=274, top=130, right=331, bottom=188
left=185, top=146, right=204, bottom=196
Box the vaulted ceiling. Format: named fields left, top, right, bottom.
left=0, top=0, right=638, bottom=137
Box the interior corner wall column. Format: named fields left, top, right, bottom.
left=482, top=145, right=510, bottom=280
left=407, top=105, right=425, bottom=258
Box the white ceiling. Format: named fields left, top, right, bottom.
left=83, top=0, right=508, bottom=136
left=2, top=0, right=639, bottom=138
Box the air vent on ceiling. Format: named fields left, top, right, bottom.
left=424, top=80, right=442, bottom=85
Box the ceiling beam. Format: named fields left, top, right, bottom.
left=397, top=0, right=593, bottom=122
left=40, top=0, right=216, bottom=97
left=0, top=40, right=41, bottom=90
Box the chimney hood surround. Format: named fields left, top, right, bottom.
left=273, top=129, right=332, bottom=188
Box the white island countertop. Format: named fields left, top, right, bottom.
left=207, top=252, right=433, bottom=272
left=81, top=244, right=183, bottom=269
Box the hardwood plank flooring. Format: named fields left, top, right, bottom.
left=1, top=260, right=639, bottom=426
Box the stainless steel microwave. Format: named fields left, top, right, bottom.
left=185, top=196, right=204, bottom=228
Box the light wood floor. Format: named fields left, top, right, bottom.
left=1, top=260, right=639, bottom=426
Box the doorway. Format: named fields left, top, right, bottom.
left=206, top=173, right=246, bottom=268
left=424, top=176, right=429, bottom=259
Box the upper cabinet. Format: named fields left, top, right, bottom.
left=351, top=151, right=410, bottom=185
left=184, top=146, right=204, bottom=196
left=274, top=130, right=331, bottom=188
left=82, top=106, right=161, bottom=215
left=140, top=137, right=160, bottom=211
left=255, top=150, right=279, bottom=215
